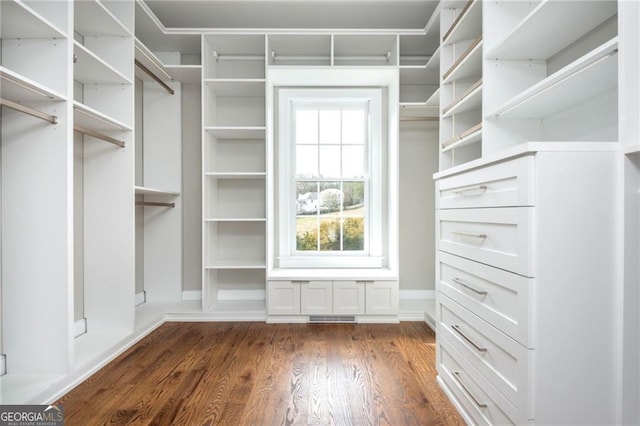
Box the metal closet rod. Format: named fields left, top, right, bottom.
left=74, top=125, right=125, bottom=148
left=399, top=116, right=439, bottom=122
left=271, top=50, right=392, bottom=62
left=136, top=201, right=175, bottom=208
left=0, top=97, right=58, bottom=124
left=135, top=59, right=175, bottom=95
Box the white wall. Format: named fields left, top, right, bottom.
left=182, top=83, right=202, bottom=293
left=399, top=127, right=439, bottom=295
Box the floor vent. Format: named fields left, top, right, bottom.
left=309, top=315, right=356, bottom=323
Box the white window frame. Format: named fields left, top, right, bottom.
left=278, top=88, right=384, bottom=268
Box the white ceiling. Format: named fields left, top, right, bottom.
left=143, top=0, right=439, bottom=31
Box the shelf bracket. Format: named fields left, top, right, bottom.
left=135, top=59, right=175, bottom=95
left=74, top=125, right=125, bottom=148
left=0, top=97, right=58, bottom=124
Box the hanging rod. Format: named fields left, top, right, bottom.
left=136, top=201, right=175, bottom=208
left=213, top=50, right=265, bottom=61
left=271, top=50, right=392, bottom=62
left=400, top=116, right=439, bottom=122
left=0, top=97, right=58, bottom=124
left=135, top=59, right=175, bottom=95
left=74, top=125, right=125, bottom=148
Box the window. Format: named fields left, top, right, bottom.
left=277, top=88, right=384, bottom=268
left=294, top=105, right=368, bottom=253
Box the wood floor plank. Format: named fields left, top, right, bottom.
left=58, top=322, right=464, bottom=426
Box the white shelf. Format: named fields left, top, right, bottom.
left=134, top=39, right=172, bottom=83
left=442, top=80, right=482, bottom=118
left=204, top=127, right=266, bottom=139
left=1, top=0, right=67, bottom=39
left=442, top=0, right=482, bottom=46
left=489, top=39, right=618, bottom=119
left=204, top=79, right=266, bottom=97
left=204, top=172, right=266, bottom=179
left=166, top=65, right=202, bottom=84
left=442, top=123, right=482, bottom=153
left=486, top=0, right=617, bottom=60
left=135, top=186, right=180, bottom=197
left=442, top=37, right=482, bottom=84
left=74, top=101, right=131, bottom=131
left=205, top=218, right=266, bottom=223
left=205, top=260, right=267, bottom=270
left=74, top=41, right=131, bottom=85
left=0, top=66, right=65, bottom=102
left=400, top=66, right=439, bottom=85
left=74, top=0, right=131, bottom=37
left=625, top=145, right=640, bottom=155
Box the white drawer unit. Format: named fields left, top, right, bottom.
left=438, top=207, right=533, bottom=277
left=435, top=144, right=619, bottom=424
left=266, top=279, right=398, bottom=320
left=437, top=155, right=534, bottom=209
left=438, top=251, right=533, bottom=347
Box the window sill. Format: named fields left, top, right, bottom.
left=268, top=266, right=398, bottom=281
left=278, top=256, right=384, bottom=269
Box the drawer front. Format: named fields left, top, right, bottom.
left=438, top=251, right=533, bottom=347
left=333, top=281, right=365, bottom=315
left=301, top=281, right=333, bottom=315
left=438, top=294, right=531, bottom=417
left=437, top=334, right=526, bottom=425
left=437, top=207, right=533, bottom=277
left=437, top=155, right=534, bottom=209
left=267, top=281, right=300, bottom=315
left=365, top=281, right=399, bottom=315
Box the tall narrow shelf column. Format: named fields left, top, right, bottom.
left=202, top=34, right=267, bottom=318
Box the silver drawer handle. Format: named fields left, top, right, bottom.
left=451, top=324, right=487, bottom=352
left=452, top=185, right=487, bottom=196
left=451, top=231, right=487, bottom=239
left=452, top=371, right=487, bottom=408
left=452, top=277, right=487, bottom=295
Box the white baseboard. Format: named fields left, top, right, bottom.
left=74, top=318, right=87, bottom=338
left=135, top=291, right=146, bottom=306
left=182, top=290, right=202, bottom=301
left=0, top=354, right=6, bottom=376
left=399, top=289, right=435, bottom=300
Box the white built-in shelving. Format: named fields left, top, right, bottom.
left=202, top=34, right=267, bottom=317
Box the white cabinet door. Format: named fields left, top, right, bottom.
left=301, top=281, right=333, bottom=315
left=365, top=281, right=399, bottom=315
left=333, top=281, right=365, bottom=315
left=267, top=281, right=300, bottom=315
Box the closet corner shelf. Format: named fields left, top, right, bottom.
left=442, top=37, right=482, bottom=84
left=442, top=123, right=482, bottom=152
left=74, top=0, right=131, bottom=38
left=135, top=186, right=180, bottom=197
left=74, top=101, right=131, bottom=132
left=204, top=127, right=266, bottom=139
left=487, top=38, right=618, bottom=119
left=624, top=145, right=640, bottom=156
left=1, top=0, right=67, bottom=39
left=204, top=79, right=266, bottom=96
left=442, top=79, right=482, bottom=118
left=485, top=1, right=617, bottom=60
left=442, top=0, right=481, bottom=46
left=74, top=41, right=132, bottom=85
left=0, top=67, right=65, bottom=102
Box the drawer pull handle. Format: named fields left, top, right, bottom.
left=452, top=277, right=487, bottom=295
left=452, top=185, right=487, bottom=196
left=452, top=371, right=487, bottom=408
left=451, top=231, right=487, bottom=239
left=451, top=324, right=487, bottom=352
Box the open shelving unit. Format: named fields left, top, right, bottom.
left=202, top=34, right=268, bottom=318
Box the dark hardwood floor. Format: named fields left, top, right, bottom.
left=58, top=322, right=464, bottom=425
